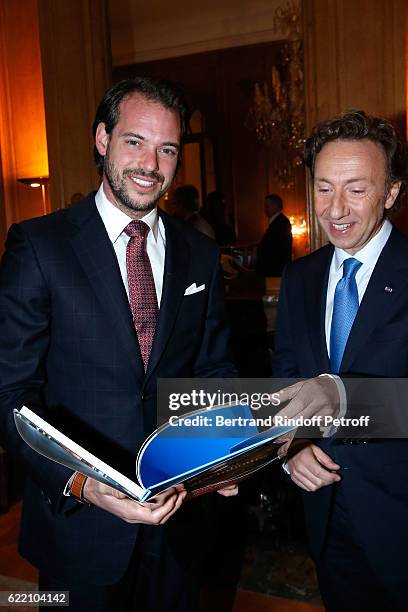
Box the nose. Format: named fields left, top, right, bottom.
left=328, top=190, right=350, bottom=220
left=140, top=147, right=159, bottom=172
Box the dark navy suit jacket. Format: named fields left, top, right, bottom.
left=272, top=227, right=408, bottom=565
left=0, top=194, right=236, bottom=584
left=256, top=213, right=292, bottom=277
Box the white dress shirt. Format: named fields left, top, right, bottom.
left=95, top=184, right=166, bottom=306
left=325, top=219, right=392, bottom=355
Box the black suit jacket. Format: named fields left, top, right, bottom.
left=0, top=194, right=236, bottom=584
left=256, top=213, right=292, bottom=277
left=272, top=227, right=408, bottom=559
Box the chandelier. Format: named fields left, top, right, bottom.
left=246, top=1, right=305, bottom=188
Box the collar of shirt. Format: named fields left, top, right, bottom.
left=268, top=211, right=281, bottom=226
left=325, top=219, right=392, bottom=355
left=94, top=184, right=166, bottom=305
left=332, top=219, right=392, bottom=275
left=95, top=183, right=162, bottom=244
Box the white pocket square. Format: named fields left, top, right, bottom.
left=184, top=283, right=205, bottom=296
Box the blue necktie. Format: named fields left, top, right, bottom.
left=329, top=257, right=362, bottom=374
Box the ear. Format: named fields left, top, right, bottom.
left=385, top=181, right=402, bottom=210
left=95, top=122, right=109, bottom=157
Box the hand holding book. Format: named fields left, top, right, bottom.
left=82, top=478, right=187, bottom=524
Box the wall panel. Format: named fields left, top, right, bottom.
left=0, top=0, right=48, bottom=237
left=303, top=0, right=407, bottom=246
left=38, top=0, right=111, bottom=210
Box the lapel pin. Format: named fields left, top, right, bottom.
left=384, top=286, right=393, bottom=293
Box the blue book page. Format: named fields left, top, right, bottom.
left=139, top=437, right=244, bottom=489
left=137, top=404, right=290, bottom=491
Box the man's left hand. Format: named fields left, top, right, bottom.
left=274, top=376, right=340, bottom=423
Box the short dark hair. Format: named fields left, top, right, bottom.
left=304, top=109, right=407, bottom=211
left=92, top=76, right=191, bottom=174
left=265, top=194, right=283, bottom=210
left=173, top=184, right=199, bottom=213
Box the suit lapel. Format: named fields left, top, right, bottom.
left=146, top=209, right=190, bottom=378
left=145, top=211, right=191, bottom=381
left=341, top=228, right=408, bottom=372
left=304, top=245, right=333, bottom=373
left=67, top=196, right=145, bottom=382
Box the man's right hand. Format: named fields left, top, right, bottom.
left=83, top=478, right=186, bottom=525
left=287, top=442, right=341, bottom=492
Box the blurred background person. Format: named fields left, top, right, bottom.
left=171, top=184, right=215, bottom=239
left=256, top=193, right=292, bottom=277
left=204, top=191, right=236, bottom=245
left=69, top=192, right=85, bottom=206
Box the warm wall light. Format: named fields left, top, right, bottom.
left=17, top=177, right=49, bottom=186
left=17, top=177, right=49, bottom=215
left=289, top=215, right=307, bottom=237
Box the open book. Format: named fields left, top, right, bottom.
left=14, top=404, right=295, bottom=502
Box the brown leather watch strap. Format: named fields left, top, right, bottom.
left=69, top=472, right=90, bottom=505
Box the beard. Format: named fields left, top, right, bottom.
left=103, top=153, right=169, bottom=214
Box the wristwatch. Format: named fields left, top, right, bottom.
left=69, top=472, right=90, bottom=505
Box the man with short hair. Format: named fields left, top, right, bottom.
left=171, top=184, right=215, bottom=239
left=256, top=193, right=292, bottom=277
left=0, top=77, right=237, bottom=611
left=273, top=110, right=408, bottom=611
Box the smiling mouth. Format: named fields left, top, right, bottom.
left=129, top=176, right=157, bottom=188
left=331, top=222, right=353, bottom=231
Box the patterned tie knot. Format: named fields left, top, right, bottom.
left=342, top=257, right=362, bottom=280
left=124, top=220, right=149, bottom=240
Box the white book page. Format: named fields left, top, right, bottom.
left=16, top=406, right=146, bottom=501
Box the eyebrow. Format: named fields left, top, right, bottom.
left=121, top=131, right=180, bottom=150
left=315, top=177, right=369, bottom=184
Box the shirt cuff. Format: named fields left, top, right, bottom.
left=282, top=461, right=291, bottom=475
left=318, top=374, right=347, bottom=437
left=63, top=472, right=76, bottom=497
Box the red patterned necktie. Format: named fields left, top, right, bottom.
left=124, top=220, right=158, bottom=370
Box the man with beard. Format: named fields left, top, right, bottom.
left=0, top=77, right=237, bottom=611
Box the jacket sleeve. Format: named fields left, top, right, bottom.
left=0, top=223, right=77, bottom=513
